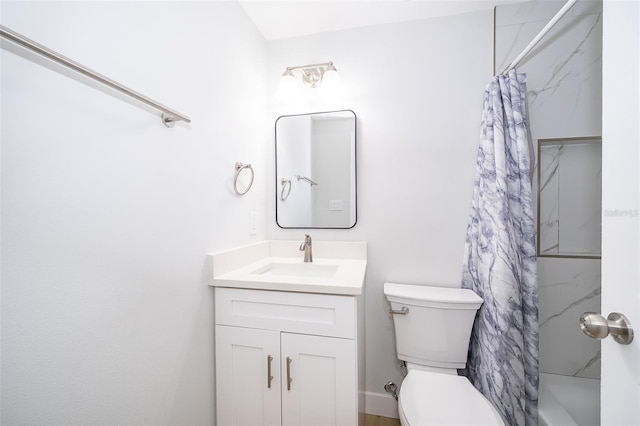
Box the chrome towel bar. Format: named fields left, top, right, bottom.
left=0, top=25, right=191, bottom=127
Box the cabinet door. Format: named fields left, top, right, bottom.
left=216, top=325, right=281, bottom=426
left=281, top=333, right=357, bottom=426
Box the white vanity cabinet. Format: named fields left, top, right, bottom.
left=215, top=287, right=359, bottom=426
left=215, top=325, right=281, bottom=425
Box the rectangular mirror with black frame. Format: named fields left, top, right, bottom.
left=276, top=110, right=356, bottom=229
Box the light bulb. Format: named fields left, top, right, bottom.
left=275, top=70, right=299, bottom=102
left=319, top=67, right=342, bottom=99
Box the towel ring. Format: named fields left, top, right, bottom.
left=234, top=162, right=254, bottom=195
left=280, top=178, right=292, bottom=201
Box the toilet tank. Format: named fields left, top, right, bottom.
left=384, top=283, right=483, bottom=369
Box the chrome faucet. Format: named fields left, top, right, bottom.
left=299, top=234, right=313, bottom=263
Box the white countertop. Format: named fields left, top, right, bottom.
left=209, top=240, right=367, bottom=295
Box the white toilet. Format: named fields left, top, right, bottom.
left=384, top=282, right=505, bottom=426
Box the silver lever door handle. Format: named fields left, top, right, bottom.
left=389, top=306, right=409, bottom=315
left=580, top=312, right=634, bottom=345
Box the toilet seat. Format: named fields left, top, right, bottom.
left=398, top=370, right=504, bottom=425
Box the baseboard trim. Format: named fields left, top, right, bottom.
left=364, top=391, right=399, bottom=419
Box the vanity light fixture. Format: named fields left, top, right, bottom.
left=276, top=61, right=342, bottom=101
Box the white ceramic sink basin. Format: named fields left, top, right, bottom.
left=252, top=263, right=339, bottom=278
left=209, top=240, right=367, bottom=295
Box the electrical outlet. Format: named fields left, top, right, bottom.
left=328, top=200, right=343, bottom=211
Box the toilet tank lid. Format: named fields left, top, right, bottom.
left=384, top=283, right=483, bottom=305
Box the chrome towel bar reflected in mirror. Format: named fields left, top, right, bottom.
left=296, top=175, right=318, bottom=186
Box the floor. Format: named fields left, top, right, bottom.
left=364, top=414, right=401, bottom=426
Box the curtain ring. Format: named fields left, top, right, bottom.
left=280, top=178, right=292, bottom=200
left=234, top=162, right=254, bottom=195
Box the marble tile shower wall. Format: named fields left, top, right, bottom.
left=495, top=0, right=602, bottom=380
left=539, top=140, right=601, bottom=257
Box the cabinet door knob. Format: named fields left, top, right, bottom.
left=267, top=355, right=274, bottom=389
left=286, top=356, right=293, bottom=391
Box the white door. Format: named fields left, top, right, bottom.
left=281, top=333, right=357, bottom=426
left=215, top=325, right=282, bottom=426
left=601, top=1, right=640, bottom=424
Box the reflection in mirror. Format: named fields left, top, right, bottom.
left=276, top=110, right=356, bottom=229
left=537, top=137, right=601, bottom=258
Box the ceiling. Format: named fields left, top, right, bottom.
left=238, top=0, right=524, bottom=41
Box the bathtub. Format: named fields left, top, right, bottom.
left=539, top=373, right=600, bottom=426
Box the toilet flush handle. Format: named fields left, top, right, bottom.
left=389, top=306, right=409, bottom=315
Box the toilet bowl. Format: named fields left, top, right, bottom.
left=384, top=282, right=504, bottom=426
left=398, top=369, right=504, bottom=425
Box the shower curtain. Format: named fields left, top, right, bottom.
left=461, top=69, right=538, bottom=426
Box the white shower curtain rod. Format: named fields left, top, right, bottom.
left=501, top=0, right=578, bottom=74
left=0, top=25, right=191, bottom=127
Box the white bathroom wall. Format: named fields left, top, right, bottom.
left=495, top=0, right=603, bottom=380
left=267, top=11, right=493, bottom=415
left=1, top=2, right=268, bottom=424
